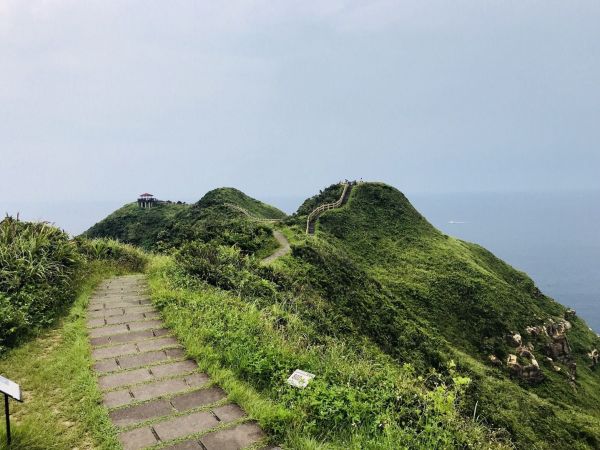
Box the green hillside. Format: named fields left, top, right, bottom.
left=83, top=182, right=600, bottom=448
left=83, top=201, right=187, bottom=250
left=195, top=187, right=287, bottom=219
left=295, top=183, right=600, bottom=448
left=84, top=188, right=286, bottom=252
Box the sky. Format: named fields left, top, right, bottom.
left=1, top=0, right=599, bottom=207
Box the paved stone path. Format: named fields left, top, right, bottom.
left=261, top=230, right=291, bottom=265
left=88, top=274, right=274, bottom=450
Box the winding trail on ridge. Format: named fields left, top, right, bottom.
left=261, top=230, right=291, bottom=264
left=223, top=202, right=290, bottom=264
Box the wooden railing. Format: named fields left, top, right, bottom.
left=224, top=203, right=283, bottom=223
left=306, top=183, right=352, bottom=234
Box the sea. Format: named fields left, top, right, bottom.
left=2, top=190, right=599, bottom=332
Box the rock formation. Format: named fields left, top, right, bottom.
left=506, top=348, right=544, bottom=383
left=506, top=332, right=522, bottom=347
left=544, top=320, right=572, bottom=362
left=589, top=349, right=599, bottom=368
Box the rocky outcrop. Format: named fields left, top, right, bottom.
left=494, top=313, right=586, bottom=384
left=544, top=320, right=572, bottom=362
left=506, top=347, right=544, bottom=383
left=589, top=349, right=599, bottom=368
left=505, top=332, right=522, bottom=347
left=489, top=355, right=502, bottom=367
left=525, top=325, right=546, bottom=337
left=565, top=308, right=576, bottom=319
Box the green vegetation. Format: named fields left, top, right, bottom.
left=84, top=201, right=188, bottom=250
left=297, top=183, right=600, bottom=448
left=0, top=217, right=148, bottom=449
left=0, top=263, right=124, bottom=450
left=84, top=188, right=286, bottom=252
left=6, top=181, right=599, bottom=449
left=148, top=257, right=508, bottom=449
left=195, top=187, right=286, bottom=220
left=0, top=216, right=147, bottom=353
left=0, top=218, right=82, bottom=351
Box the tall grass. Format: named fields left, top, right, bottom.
left=0, top=217, right=148, bottom=353
left=0, top=217, right=81, bottom=351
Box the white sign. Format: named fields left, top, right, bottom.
left=286, top=369, right=315, bottom=388
left=0, top=375, right=21, bottom=401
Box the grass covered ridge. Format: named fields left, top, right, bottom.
left=84, top=187, right=286, bottom=252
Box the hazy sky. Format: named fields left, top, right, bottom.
left=1, top=1, right=599, bottom=204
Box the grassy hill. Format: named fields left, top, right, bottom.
left=85, top=182, right=600, bottom=448
left=83, top=201, right=187, bottom=250
left=294, top=182, right=600, bottom=448
left=84, top=188, right=286, bottom=253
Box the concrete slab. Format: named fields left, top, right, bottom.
left=92, top=343, right=138, bottom=360
left=137, top=336, right=180, bottom=352
left=110, top=398, right=173, bottom=427
left=212, top=404, right=246, bottom=422
left=153, top=410, right=218, bottom=442
left=185, top=372, right=210, bottom=387
left=89, top=324, right=128, bottom=338
left=200, top=423, right=266, bottom=450
left=99, top=368, right=152, bottom=390
left=103, top=389, right=134, bottom=408
left=127, top=319, right=164, bottom=331
left=171, top=387, right=227, bottom=412
left=117, top=350, right=171, bottom=370
left=97, top=329, right=156, bottom=346
left=120, top=305, right=156, bottom=315
left=131, top=378, right=190, bottom=401
left=93, top=358, right=120, bottom=373
left=119, top=426, right=158, bottom=450
left=150, top=360, right=199, bottom=378
left=165, top=348, right=186, bottom=359
left=88, top=307, right=125, bottom=318
left=87, top=318, right=107, bottom=328
left=105, top=313, right=146, bottom=325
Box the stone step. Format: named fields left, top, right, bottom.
left=92, top=336, right=180, bottom=361
left=88, top=305, right=157, bottom=319
left=110, top=386, right=227, bottom=428
left=87, top=275, right=273, bottom=449
left=87, top=311, right=161, bottom=329
left=90, top=328, right=170, bottom=348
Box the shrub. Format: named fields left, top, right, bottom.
left=174, top=241, right=277, bottom=299
left=74, top=237, right=148, bottom=272
left=0, top=217, right=82, bottom=351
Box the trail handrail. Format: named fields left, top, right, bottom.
left=306, top=183, right=351, bottom=234
left=224, top=203, right=283, bottom=223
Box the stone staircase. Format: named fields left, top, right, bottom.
left=306, top=183, right=354, bottom=234
left=87, top=275, right=276, bottom=450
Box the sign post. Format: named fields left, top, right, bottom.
left=4, top=394, right=10, bottom=445
left=0, top=375, right=22, bottom=446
